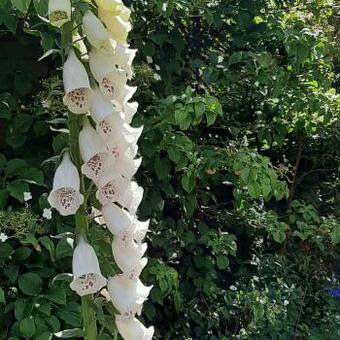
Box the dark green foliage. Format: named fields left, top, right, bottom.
left=0, top=0, right=339, bottom=339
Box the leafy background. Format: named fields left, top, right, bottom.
left=0, top=0, right=339, bottom=339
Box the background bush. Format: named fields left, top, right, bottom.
left=0, top=0, right=339, bottom=339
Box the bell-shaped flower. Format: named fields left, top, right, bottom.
left=70, top=236, right=107, bottom=296
left=96, top=175, right=143, bottom=211
left=133, top=220, right=150, bottom=243
left=89, top=49, right=128, bottom=104
left=101, top=204, right=135, bottom=237
left=112, top=236, right=147, bottom=273
left=47, top=152, right=84, bottom=216
left=48, top=0, right=71, bottom=27
left=108, top=147, right=142, bottom=181
left=79, top=118, right=113, bottom=182
left=63, top=49, right=90, bottom=114
left=89, top=89, right=143, bottom=147
left=94, top=0, right=123, bottom=12
left=115, top=316, right=154, bottom=340
left=126, top=257, right=148, bottom=281
left=96, top=176, right=124, bottom=206
left=107, top=274, right=152, bottom=317
left=121, top=101, right=138, bottom=124
left=98, top=9, right=132, bottom=43
left=112, top=43, right=137, bottom=79
left=83, top=11, right=116, bottom=55
left=119, top=181, right=144, bottom=214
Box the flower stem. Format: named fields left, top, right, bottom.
left=62, top=23, right=97, bottom=340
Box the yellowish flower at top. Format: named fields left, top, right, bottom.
left=94, top=0, right=124, bottom=13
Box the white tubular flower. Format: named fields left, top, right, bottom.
left=79, top=119, right=113, bottom=182
left=63, top=49, right=90, bottom=114
left=48, top=0, right=71, bottom=27
left=121, top=101, right=139, bottom=124
left=70, top=237, right=107, bottom=296
left=101, top=204, right=135, bottom=237
left=119, top=6, right=131, bottom=22
left=133, top=220, right=150, bottom=243
left=89, top=49, right=128, bottom=104
left=107, top=274, right=152, bottom=317
left=47, top=152, right=84, bottom=216
left=112, top=237, right=147, bottom=273
left=98, top=9, right=132, bottom=43
left=96, top=176, right=143, bottom=212
left=115, top=316, right=154, bottom=340
left=94, top=0, right=123, bottom=12
left=126, top=257, right=148, bottom=281
left=83, top=11, right=116, bottom=55
left=112, top=43, right=137, bottom=79
left=109, top=148, right=142, bottom=180
left=89, top=89, right=143, bottom=147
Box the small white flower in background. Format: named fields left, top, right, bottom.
left=153, top=73, right=161, bottom=81
left=0, top=232, right=9, bottom=242
left=107, top=274, right=152, bottom=317
left=98, top=9, right=132, bottom=43
left=47, top=152, right=84, bottom=216
left=115, top=316, right=154, bottom=340
left=48, top=0, right=71, bottom=27
left=42, top=208, right=52, bottom=220
left=70, top=236, right=107, bottom=296
left=63, top=49, right=91, bottom=114
left=83, top=11, right=116, bottom=55
left=112, top=237, right=147, bottom=273
left=23, top=192, right=32, bottom=201
left=42, top=99, right=51, bottom=108
left=79, top=118, right=113, bottom=182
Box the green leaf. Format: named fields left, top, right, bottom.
left=33, top=0, right=48, bottom=16
left=0, top=242, right=14, bottom=258
left=154, top=157, right=170, bottom=180
left=11, top=0, right=32, bottom=13
left=0, top=287, right=5, bottom=304
left=167, top=146, right=181, bottom=163
left=5, top=159, right=27, bottom=176
left=216, top=255, right=229, bottom=270
left=14, top=247, right=32, bottom=261
left=39, top=236, right=55, bottom=261
left=45, top=286, right=66, bottom=305
left=0, top=101, right=11, bottom=120
left=18, top=273, right=43, bottom=296
left=15, top=298, right=32, bottom=320
left=19, top=167, right=44, bottom=186
left=55, top=239, right=73, bottom=260
left=19, top=316, right=35, bottom=338
left=7, top=181, right=29, bottom=202
left=0, top=189, right=9, bottom=209
left=181, top=172, right=196, bottom=193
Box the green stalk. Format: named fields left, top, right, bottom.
left=62, top=23, right=97, bottom=340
